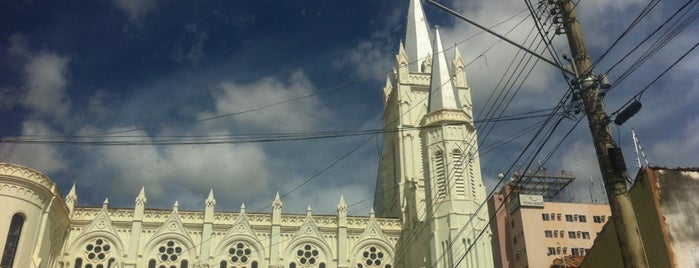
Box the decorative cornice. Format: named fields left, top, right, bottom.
left=0, top=162, right=55, bottom=191
left=420, top=109, right=471, bottom=127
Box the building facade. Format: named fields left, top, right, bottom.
left=0, top=1, right=496, bottom=267
left=581, top=167, right=699, bottom=268
left=488, top=171, right=610, bottom=268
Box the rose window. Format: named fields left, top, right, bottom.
left=294, top=244, right=321, bottom=267
left=357, top=246, right=390, bottom=268
left=157, top=240, right=183, bottom=264
left=84, top=238, right=112, bottom=263
left=228, top=242, right=254, bottom=265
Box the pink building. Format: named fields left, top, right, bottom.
left=488, top=170, right=610, bottom=268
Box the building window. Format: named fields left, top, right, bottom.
left=563, top=247, right=567, bottom=255
left=556, top=247, right=561, bottom=255
left=553, top=231, right=558, bottom=238
left=542, top=214, right=550, bottom=221
left=547, top=247, right=556, bottom=256
left=565, top=214, right=573, bottom=222
left=153, top=240, right=187, bottom=268
left=582, top=232, right=590, bottom=240
left=545, top=230, right=553, bottom=238
left=601, top=215, right=606, bottom=222
left=81, top=238, right=116, bottom=268
left=579, top=215, right=587, bottom=222
left=576, top=231, right=581, bottom=239
left=557, top=214, right=561, bottom=221
left=451, top=150, right=466, bottom=197
left=571, top=248, right=579, bottom=256
left=292, top=243, right=324, bottom=267
left=568, top=231, right=576, bottom=239
left=593, top=216, right=601, bottom=223
left=359, top=246, right=389, bottom=267
left=1, top=213, right=25, bottom=268
left=434, top=151, right=447, bottom=200
left=224, top=242, right=257, bottom=268
left=510, top=220, right=515, bottom=228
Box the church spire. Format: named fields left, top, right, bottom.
left=428, top=27, right=460, bottom=112
left=405, top=0, right=432, bottom=72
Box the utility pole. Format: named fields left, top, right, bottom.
left=555, top=0, right=649, bottom=267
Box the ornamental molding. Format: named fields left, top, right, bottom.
left=420, top=109, right=471, bottom=127
left=0, top=162, right=55, bottom=191
left=0, top=183, right=46, bottom=205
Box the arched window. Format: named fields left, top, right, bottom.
left=152, top=240, right=188, bottom=268
left=451, top=149, right=465, bottom=197
left=74, top=258, right=83, bottom=268
left=222, top=241, right=257, bottom=268
left=357, top=245, right=391, bottom=268
left=434, top=151, right=446, bottom=199
left=1, top=213, right=25, bottom=268
left=290, top=243, right=324, bottom=268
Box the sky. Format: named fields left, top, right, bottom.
left=1, top=0, right=697, bottom=215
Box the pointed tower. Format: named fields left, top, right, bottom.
left=65, top=183, right=77, bottom=213
left=128, top=187, right=147, bottom=264
left=418, top=28, right=493, bottom=268
left=374, top=0, right=433, bottom=222
left=405, top=0, right=433, bottom=72
left=377, top=1, right=493, bottom=266
left=201, top=190, right=216, bottom=259
left=269, top=192, right=283, bottom=267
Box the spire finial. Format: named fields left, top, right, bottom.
left=102, top=198, right=109, bottom=209
left=428, top=27, right=460, bottom=112
left=370, top=208, right=376, bottom=218
left=240, top=203, right=246, bottom=214
left=205, top=189, right=216, bottom=207
left=173, top=201, right=179, bottom=212
left=307, top=205, right=313, bottom=216
left=273, top=191, right=283, bottom=210
left=67, top=183, right=77, bottom=197
left=405, top=0, right=433, bottom=72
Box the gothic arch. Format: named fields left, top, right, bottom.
left=215, top=234, right=266, bottom=267
left=350, top=239, right=394, bottom=268
left=70, top=231, right=125, bottom=258
left=284, top=239, right=332, bottom=268
left=69, top=234, right=123, bottom=268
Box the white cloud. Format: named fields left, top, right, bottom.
left=0, top=121, right=66, bottom=174
left=209, top=70, right=331, bottom=132
left=22, top=52, right=71, bottom=122
left=74, top=129, right=272, bottom=210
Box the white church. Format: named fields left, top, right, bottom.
left=0, top=1, right=494, bottom=267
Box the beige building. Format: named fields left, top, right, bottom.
left=0, top=0, right=495, bottom=267
left=581, top=167, right=699, bottom=268
left=488, top=170, right=611, bottom=268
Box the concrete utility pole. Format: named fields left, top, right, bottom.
left=555, top=0, right=649, bottom=267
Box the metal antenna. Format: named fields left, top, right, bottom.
left=631, top=128, right=650, bottom=168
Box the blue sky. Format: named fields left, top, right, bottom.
left=1, top=0, right=697, bottom=215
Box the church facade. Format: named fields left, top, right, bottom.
left=0, top=1, right=493, bottom=267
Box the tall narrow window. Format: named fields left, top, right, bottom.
left=434, top=151, right=447, bottom=199
left=74, top=258, right=83, bottom=268
left=1, top=213, right=25, bottom=268
left=451, top=149, right=465, bottom=197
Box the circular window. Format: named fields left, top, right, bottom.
left=227, top=242, right=255, bottom=265
left=294, top=243, right=322, bottom=267
left=359, top=246, right=389, bottom=267
left=84, top=238, right=112, bottom=263
left=157, top=240, right=183, bottom=265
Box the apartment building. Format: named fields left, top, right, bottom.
left=488, top=170, right=610, bottom=268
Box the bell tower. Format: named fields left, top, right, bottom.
left=375, top=0, right=493, bottom=267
